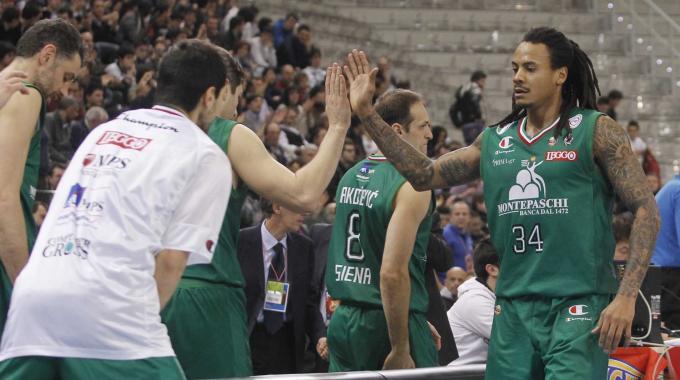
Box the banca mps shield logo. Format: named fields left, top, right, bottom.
left=498, top=136, right=513, bottom=149
left=568, top=304, right=588, bottom=316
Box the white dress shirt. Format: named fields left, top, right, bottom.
left=257, top=221, right=288, bottom=322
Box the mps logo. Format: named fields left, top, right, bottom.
left=545, top=150, right=578, bottom=162
left=498, top=136, right=513, bottom=149
left=97, top=131, right=152, bottom=151
left=568, top=304, right=588, bottom=316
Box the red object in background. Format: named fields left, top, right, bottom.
left=608, top=347, right=667, bottom=380
left=667, top=347, right=680, bottom=379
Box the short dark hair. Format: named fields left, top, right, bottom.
left=85, top=82, right=104, bottom=97
left=285, top=12, right=299, bottom=21
left=21, top=1, right=41, bottom=20
left=627, top=120, right=640, bottom=130
left=375, top=89, right=422, bottom=131
left=258, top=17, right=273, bottom=32
left=50, top=162, right=67, bottom=175
left=261, top=198, right=274, bottom=216
left=613, top=212, right=633, bottom=242
left=470, top=70, right=486, bottom=82
left=0, top=41, right=15, bottom=59
left=597, top=96, right=609, bottom=106
left=16, top=19, right=83, bottom=60
left=154, top=39, right=228, bottom=112
left=297, top=24, right=311, bottom=33
left=608, top=89, right=623, bottom=100
left=1, top=7, right=19, bottom=23
left=473, top=237, right=499, bottom=282
left=436, top=205, right=451, bottom=215
left=117, top=44, right=135, bottom=59
left=215, top=47, right=246, bottom=94
left=309, top=48, right=321, bottom=59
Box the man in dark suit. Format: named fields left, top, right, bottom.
left=237, top=199, right=327, bottom=375
left=308, top=222, right=333, bottom=372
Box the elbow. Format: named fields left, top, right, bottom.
left=296, top=193, right=321, bottom=214
left=380, top=267, right=408, bottom=285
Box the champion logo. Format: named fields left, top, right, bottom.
left=569, top=114, right=583, bottom=129
left=499, top=136, right=513, bottom=149
left=97, top=131, right=152, bottom=151
left=568, top=304, right=588, bottom=316
left=545, top=150, right=578, bottom=162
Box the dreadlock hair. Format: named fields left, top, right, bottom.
left=491, top=27, right=601, bottom=140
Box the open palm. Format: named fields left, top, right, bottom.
left=343, top=50, right=379, bottom=118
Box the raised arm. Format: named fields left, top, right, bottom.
left=344, top=50, right=481, bottom=191
left=591, top=115, right=660, bottom=353
left=228, top=64, right=351, bottom=213
left=381, top=183, right=431, bottom=369
left=0, top=88, right=41, bottom=283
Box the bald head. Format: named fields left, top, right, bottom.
left=445, top=266, right=467, bottom=295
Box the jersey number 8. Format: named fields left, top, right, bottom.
left=345, top=211, right=364, bottom=261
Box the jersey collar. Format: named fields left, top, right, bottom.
left=368, top=154, right=388, bottom=161
left=152, top=105, right=191, bottom=121
left=517, top=116, right=560, bottom=145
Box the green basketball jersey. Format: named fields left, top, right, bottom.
left=325, top=154, right=432, bottom=313
left=181, top=118, right=246, bottom=287
left=21, top=84, right=46, bottom=251
left=480, top=107, right=618, bottom=298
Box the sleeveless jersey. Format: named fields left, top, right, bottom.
left=181, top=118, right=246, bottom=287
left=480, top=107, right=618, bottom=298
left=325, top=154, right=432, bottom=313
left=20, top=84, right=46, bottom=251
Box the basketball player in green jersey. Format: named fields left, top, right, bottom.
left=325, top=89, right=439, bottom=371
left=161, top=50, right=351, bottom=379
left=0, top=19, right=82, bottom=336
left=344, top=26, right=659, bottom=379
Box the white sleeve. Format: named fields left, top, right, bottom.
left=161, top=149, right=232, bottom=265
left=463, top=295, right=496, bottom=340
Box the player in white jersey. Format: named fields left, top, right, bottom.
left=0, top=39, right=234, bottom=379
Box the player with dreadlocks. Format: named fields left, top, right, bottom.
left=344, top=26, right=660, bottom=379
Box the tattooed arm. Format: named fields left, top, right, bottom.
left=359, top=111, right=482, bottom=190
left=591, top=115, right=660, bottom=353
left=344, top=50, right=481, bottom=191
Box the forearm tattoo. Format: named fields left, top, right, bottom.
left=360, top=112, right=435, bottom=190
left=593, top=116, right=660, bottom=297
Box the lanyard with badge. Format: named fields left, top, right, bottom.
left=264, top=243, right=289, bottom=314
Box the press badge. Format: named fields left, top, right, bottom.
left=264, top=281, right=289, bottom=313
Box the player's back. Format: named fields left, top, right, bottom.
left=0, top=106, right=231, bottom=361
left=326, top=154, right=430, bottom=314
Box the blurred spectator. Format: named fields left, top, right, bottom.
left=607, top=89, right=623, bottom=120
left=652, top=170, right=680, bottom=330
left=242, top=95, right=268, bottom=132
left=263, top=122, right=287, bottom=165
left=0, top=41, right=15, bottom=70
left=596, top=96, right=609, bottom=113
left=426, top=212, right=459, bottom=366
left=647, top=173, right=661, bottom=195
left=21, top=2, right=43, bottom=32
left=626, top=120, right=646, bottom=163
left=273, top=12, right=298, bottom=49
left=234, top=40, right=255, bottom=72
left=449, top=70, right=486, bottom=145
left=427, top=125, right=448, bottom=158
left=302, top=48, right=325, bottom=88
left=327, top=138, right=358, bottom=198
left=249, top=26, right=277, bottom=70
left=440, top=267, right=467, bottom=310
left=613, top=212, right=633, bottom=262
left=238, top=5, right=259, bottom=40
left=0, top=7, right=21, bottom=45
left=71, top=106, right=109, bottom=149
left=443, top=199, right=474, bottom=271
left=32, top=201, right=48, bottom=231
left=45, top=96, right=80, bottom=164
left=448, top=238, right=498, bottom=366
left=90, top=0, right=118, bottom=43
left=277, top=24, right=314, bottom=69
left=221, top=15, right=244, bottom=51
left=47, top=163, right=66, bottom=190
left=377, top=56, right=399, bottom=87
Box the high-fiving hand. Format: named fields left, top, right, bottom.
left=0, top=70, right=29, bottom=109
left=324, top=63, right=351, bottom=130
left=343, top=49, right=379, bottom=118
